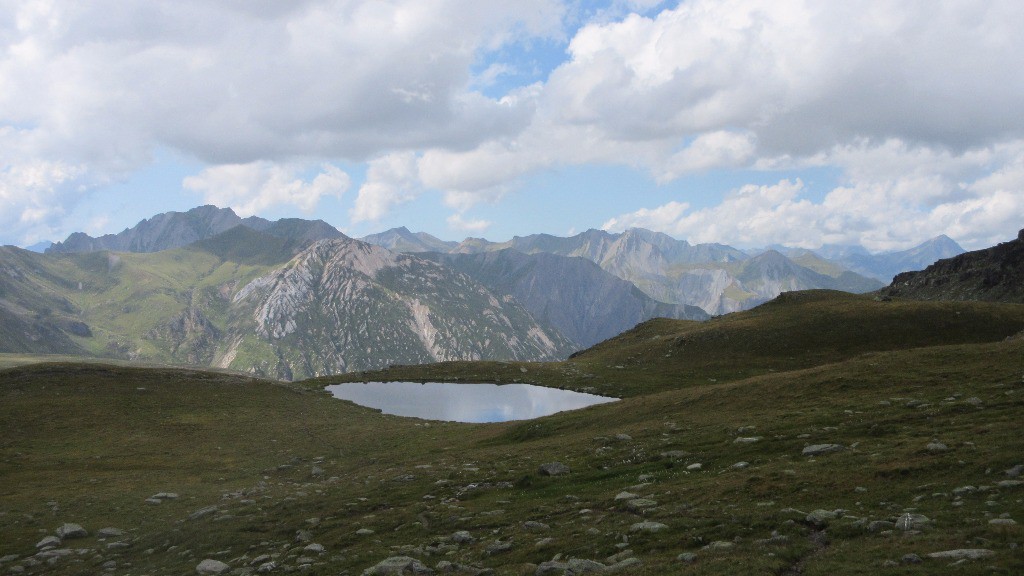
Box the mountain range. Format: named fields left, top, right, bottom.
left=1, top=205, right=969, bottom=377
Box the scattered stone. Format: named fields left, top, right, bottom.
left=1006, top=464, right=1024, bottom=478
left=535, top=538, right=555, bottom=548
left=701, top=541, right=734, bottom=551
left=536, top=561, right=567, bottom=575
left=989, top=518, right=1017, bottom=526
left=0, top=555, right=20, bottom=564
left=629, top=521, right=667, bottom=533
left=925, top=549, right=994, bottom=560
left=997, top=480, right=1024, bottom=489
left=451, top=531, right=475, bottom=544
left=614, top=433, right=633, bottom=441
left=356, top=528, right=375, bottom=536
left=867, top=520, right=895, bottom=532
left=151, top=492, right=179, bottom=500
left=566, top=558, right=607, bottom=574
left=538, top=462, right=570, bottom=476
left=686, top=463, right=702, bottom=471
left=363, top=556, right=434, bottom=575
left=901, top=554, right=922, bottom=564
left=677, top=552, right=697, bottom=563
left=608, top=557, right=641, bottom=572
left=660, top=451, right=688, bottom=460
left=925, top=440, right=949, bottom=453
left=145, top=498, right=162, bottom=505
left=484, top=541, right=512, bottom=556
left=189, top=506, right=219, bottom=520
left=35, top=536, right=61, bottom=549
left=731, top=462, right=750, bottom=469
left=965, top=396, right=983, bottom=406
left=625, top=498, right=658, bottom=512
left=304, top=543, right=325, bottom=554
left=805, top=509, right=838, bottom=527
left=637, top=474, right=655, bottom=483
left=55, top=523, right=87, bottom=539
left=195, top=559, right=230, bottom=575
left=256, top=561, right=277, bottom=573
left=802, top=444, right=844, bottom=457
left=96, top=527, right=123, bottom=538
left=895, top=513, right=930, bottom=531
left=523, top=521, right=550, bottom=532
left=734, top=437, right=761, bottom=444
left=614, top=491, right=639, bottom=501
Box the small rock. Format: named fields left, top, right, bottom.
left=196, top=559, right=230, bottom=575
left=997, top=480, right=1023, bottom=489
left=866, top=520, right=895, bottom=532
left=805, top=509, right=838, bottom=527
left=451, top=531, right=475, bottom=544
left=686, top=463, right=702, bottom=471
left=566, top=558, right=606, bottom=574
left=189, top=506, right=219, bottom=520
left=660, top=451, right=688, bottom=460
left=523, top=521, right=550, bottom=532
left=734, top=437, right=761, bottom=444
left=362, top=556, right=434, bottom=575
left=151, top=492, right=179, bottom=500
left=901, top=553, right=922, bottom=564
left=925, top=440, right=949, bottom=453
left=356, top=528, right=375, bottom=536
left=256, top=561, right=277, bottom=573
left=55, top=523, right=87, bottom=539
left=701, top=541, right=733, bottom=551
left=731, top=461, right=750, bottom=469
left=625, top=498, right=658, bottom=512
left=535, top=538, right=555, bottom=548
left=989, top=518, right=1017, bottom=526
left=614, top=491, right=639, bottom=501
left=629, top=521, right=667, bottom=533
left=304, top=543, right=325, bottom=554
left=96, top=527, right=123, bottom=538
left=484, top=541, right=512, bottom=556
left=895, top=513, right=930, bottom=531
left=538, top=462, right=570, bottom=476
left=608, top=557, right=641, bottom=572
left=535, top=561, right=567, bottom=575
left=925, top=549, right=994, bottom=560
left=1006, top=464, right=1024, bottom=478
left=677, top=552, right=697, bottom=563
left=802, top=444, right=844, bottom=457
left=614, top=433, right=632, bottom=441
left=35, top=536, right=61, bottom=549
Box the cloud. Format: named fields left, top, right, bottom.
left=446, top=213, right=492, bottom=233
left=415, top=0, right=1024, bottom=212
left=183, top=161, right=349, bottom=217
left=350, top=153, right=421, bottom=222
left=603, top=141, right=1024, bottom=251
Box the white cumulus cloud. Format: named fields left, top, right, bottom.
left=183, top=162, right=349, bottom=217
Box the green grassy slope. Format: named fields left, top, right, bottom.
left=2, top=292, right=1022, bottom=575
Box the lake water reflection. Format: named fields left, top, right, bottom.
left=325, top=381, right=618, bottom=423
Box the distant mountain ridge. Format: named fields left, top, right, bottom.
left=0, top=230, right=574, bottom=379
left=816, top=235, right=965, bottom=283
left=364, top=226, right=887, bottom=315
left=46, top=205, right=344, bottom=254
left=880, top=229, right=1024, bottom=303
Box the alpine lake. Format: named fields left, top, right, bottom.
left=325, top=381, right=618, bottom=423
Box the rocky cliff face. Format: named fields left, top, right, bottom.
left=227, top=239, right=574, bottom=379
left=880, top=229, right=1024, bottom=303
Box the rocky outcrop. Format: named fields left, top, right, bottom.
left=880, top=229, right=1024, bottom=303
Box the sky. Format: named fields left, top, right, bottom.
left=1, top=0, right=1022, bottom=252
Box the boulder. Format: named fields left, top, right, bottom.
left=538, top=462, right=570, bottom=476
left=195, top=559, right=230, bottom=575
left=55, top=523, right=87, bottom=539
left=801, top=444, right=844, bottom=456
left=363, top=556, right=434, bottom=576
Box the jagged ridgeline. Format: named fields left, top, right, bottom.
left=1, top=227, right=572, bottom=379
